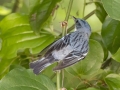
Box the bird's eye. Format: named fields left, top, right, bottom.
left=76, top=20, right=79, bottom=23
left=76, top=20, right=82, bottom=26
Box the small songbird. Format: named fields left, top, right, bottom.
left=30, top=16, right=91, bottom=75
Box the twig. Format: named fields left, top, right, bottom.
left=61, top=69, right=64, bottom=87
left=64, top=0, right=74, bottom=34
left=12, top=0, right=20, bottom=13
left=57, top=70, right=61, bottom=90
left=83, top=0, right=86, bottom=17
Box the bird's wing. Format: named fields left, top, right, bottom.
left=44, top=33, right=71, bottom=57
left=53, top=47, right=88, bottom=71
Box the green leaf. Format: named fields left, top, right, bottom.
left=42, top=63, right=56, bottom=78
left=18, top=0, right=40, bottom=14
left=101, top=17, right=120, bottom=54
left=110, top=60, right=120, bottom=73
left=0, top=6, right=11, bottom=15
left=0, top=68, right=56, bottom=90
left=105, top=74, right=120, bottom=90
left=0, top=13, right=55, bottom=77
left=112, top=48, right=120, bottom=62
left=90, top=32, right=108, bottom=60
left=64, top=70, right=83, bottom=89
left=65, top=40, right=104, bottom=79
left=29, top=0, right=39, bottom=14
left=101, top=0, right=120, bottom=20
left=83, top=87, right=100, bottom=90
left=95, top=2, right=107, bottom=23
left=30, top=0, right=62, bottom=32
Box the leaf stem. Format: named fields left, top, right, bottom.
left=57, top=70, right=60, bottom=90
left=61, top=69, right=64, bottom=87
left=12, top=0, right=20, bottom=13
left=83, top=0, right=86, bottom=17
left=64, top=0, right=74, bottom=35
left=56, top=0, right=73, bottom=90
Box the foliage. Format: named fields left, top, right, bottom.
left=0, top=0, right=120, bottom=90
left=0, top=67, right=56, bottom=90
left=101, top=0, right=120, bottom=20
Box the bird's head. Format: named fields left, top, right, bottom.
left=73, top=16, right=91, bottom=37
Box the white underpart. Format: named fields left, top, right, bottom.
left=52, top=45, right=73, bottom=60
left=74, top=28, right=77, bottom=31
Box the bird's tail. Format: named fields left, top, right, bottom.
left=30, top=57, right=54, bottom=75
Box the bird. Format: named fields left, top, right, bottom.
left=30, top=16, right=91, bottom=75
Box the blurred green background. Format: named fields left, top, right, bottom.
left=0, top=0, right=101, bottom=33
left=1, top=0, right=120, bottom=90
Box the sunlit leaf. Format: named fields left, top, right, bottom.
left=29, top=0, right=62, bottom=32
left=0, top=6, right=11, bottom=15
left=110, top=60, right=120, bottom=74
left=0, top=13, right=55, bottom=77
left=90, top=32, right=108, bottom=60
left=64, top=70, right=82, bottom=89
left=28, top=0, right=41, bottom=14
left=0, top=68, right=56, bottom=90
left=83, top=87, right=100, bottom=90
left=112, top=48, right=120, bottom=62
left=105, top=74, right=120, bottom=90
left=95, top=2, right=107, bottom=23
left=101, top=17, right=120, bottom=54
left=101, top=0, right=120, bottom=20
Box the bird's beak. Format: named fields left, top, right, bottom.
left=72, top=16, right=78, bottom=23
left=72, top=16, right=77, bottom=20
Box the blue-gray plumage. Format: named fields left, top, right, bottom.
left=30, top=16, right=91, bottom=74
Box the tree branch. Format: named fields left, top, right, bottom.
left=12, top=0, right=20, bottom=13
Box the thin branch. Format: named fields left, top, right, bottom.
left=61, top=70, right=64, bottom=87
left=64, top=0, right=74, bottom=34
left=57, top=70, right=61, bottom=90
left=12, top=0, right=20, bottom=13
left=83, top=0, right=86, bottom=17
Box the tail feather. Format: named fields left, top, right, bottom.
left=30, top=60, right=42, bottom=68
left=33, top=62, right=51, bottom=74
left=30, top=57, right=54, bottom=75
left=30, top=57, right=45, bottom=68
